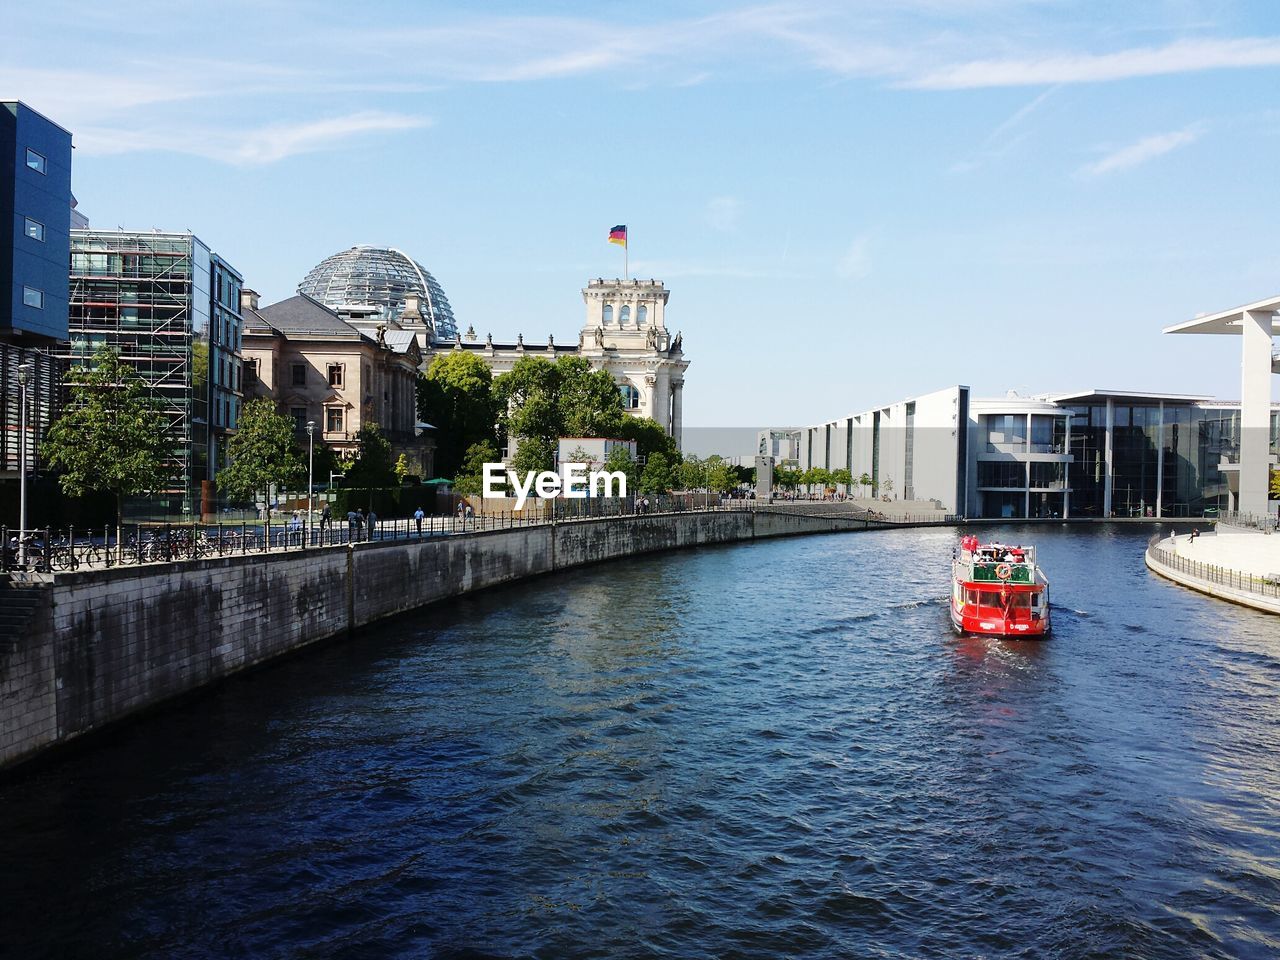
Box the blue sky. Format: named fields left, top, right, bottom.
left=6, top=0, right=1280, bottom=430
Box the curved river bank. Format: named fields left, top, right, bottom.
left=2, top=524, right=1278, bottom=958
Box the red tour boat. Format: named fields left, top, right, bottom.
left=950, top=536, right=1050, bottom=637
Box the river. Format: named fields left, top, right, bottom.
left=2, top=523, right=1278, bottom=959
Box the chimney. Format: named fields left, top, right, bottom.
left=240, top=288, right=260, bottom=312
left=402, top=293, right=423, bottom=321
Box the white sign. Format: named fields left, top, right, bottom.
left=482, top=463, right=627, bottom=509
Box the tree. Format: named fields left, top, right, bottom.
left=43, top=348, right=178, bottom=522
left=344, top=424, right=397, bottom=488
left=603, top=444, right=639, bottom=495
left=831, top=468, right=852, bottom=491
left=773, top=465, right=800, bottom=491
left=858, top=472, right=872, bottom=497
left=394, top=453, right=412, bottom=484
left=556, top=356, right=625, bottom=438
left=639, top=451, right=677, bottom=494
left=418, top=351, right=496, bottom=479
left=510, top=435, right=555, bottom=476
left=217, top=398, right=305, bottom=509
left=494, top=354, right=628, bottom=447
left=494, top=355, right=561, bottom=443
left=618, top=416, right=679, bottom=462
left=678, top=454, right=706, bottom=491
left=705, top=455, right=734, bottom=493
left=453, top=440, right=499, bottom=497
left=882, top=476, right=895, bottom=499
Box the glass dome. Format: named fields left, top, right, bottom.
left=298, top=245, right=459, bottom=341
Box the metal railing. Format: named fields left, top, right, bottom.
left=1147, top=535, right=1280, bottom=600
left=1216, top=511, right=1279, bottom=535
left=1, top=498, right=966, bottom=575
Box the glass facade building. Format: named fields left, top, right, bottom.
left=298, top=246, right=458, bottom=341
left=61, top=231, right=243, bottom=512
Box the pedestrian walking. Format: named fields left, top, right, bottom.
left=368, top=509, right=378, bottom=540
left=356, top=509, right=366, bottom=539
left=321, top=504, right=332, bottom=542
left=346, top=510, right=358, bottom=540
left=414, top=506, right=425, bottom=537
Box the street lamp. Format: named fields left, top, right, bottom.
left=16, top=364, right=31, bottom=569
left=306, top=420, right=315, bottom=544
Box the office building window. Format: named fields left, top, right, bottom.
left=292, top=363, right=306, bottom=386
left=24, top=218, right=44, bottom=242
left=22, top=286, right=44, bottom=309
left=328, top=363, right=344, bottom=387
left=290, top=407, right=307, bottom=431
left=25, top=149, right=46, bottom=174
left=244, top=358, right=259, bottom=380
left=326, top=408, right=344, bottom=433
left=620, top=384, right=641, bottom=409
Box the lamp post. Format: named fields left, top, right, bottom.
left=16, top=364, right=31, bottom=569
left=306, top=420, right=315, bottom=545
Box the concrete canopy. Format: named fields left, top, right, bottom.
left=1164, top=294, right=1280, bottom=335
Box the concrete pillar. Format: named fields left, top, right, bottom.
left=1155, top=401, right=1164, bottom=518
left=1063, top=412, right=1071, bottom=519
left=1239, top=309, right=1274, bottom=517
left=671, top=378, right=684, bottom=451
left=1103, top=398, right=1114, bottom=518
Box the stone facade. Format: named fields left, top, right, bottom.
left=240, top=291, right=431, bottom=476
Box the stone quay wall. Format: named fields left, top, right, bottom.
left=1, top=509, right=863, bottom=771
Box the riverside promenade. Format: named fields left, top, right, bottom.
left=1145, top=518, right=1280, bottom=614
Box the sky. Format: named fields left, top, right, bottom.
left=6, top=0, right=1280, bottom=437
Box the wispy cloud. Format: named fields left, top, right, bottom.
left=905, top=37, right=1280, bottom=89
left=1077, top=124, right=1204, bottom=178
left=951, top=85, right=1060, bottom=173
left=836, top=235, right=871, bottom=280
left=78, top=112, right=431, bottom=166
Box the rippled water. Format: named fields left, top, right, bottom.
left=3, top=524, right=1279, bottom=959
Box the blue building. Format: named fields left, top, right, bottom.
left=0, top=101, right=71, bottom=480
left=1, top=101, right=71, bottom=344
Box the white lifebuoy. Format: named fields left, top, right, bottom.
left=995, top=563, right=1013, bottom=581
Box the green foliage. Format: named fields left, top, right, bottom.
left=344, top=424, right=397, bottom=488
left=618, top=416, right=679, bottom=462
left=394, top=453, right=411, bottom=484
left=511, top=435, right=555, bottom=476
left=418, top=351, right=496, bottom=478
left=217, top=397, right=305, bottom=505
left=831, top=468, right=853, bottom=488
left=705, top=454, right=735, bottom=493
left=858, top=472, right=872, bottom=496
left=43, top=348, right=178, bottom=521
left=639, top=451, right=677, bottom=494
left=678, top=454, right=706, bottom=491
left=773, top=465, right=801, bottom=490
left=453, top=441, right=499, bottom=497
left=494, top=354, right=627, bottom=446
left=494, top=355, right=560, bottom=442
left=603, top=443, right=638, bottom=494
left=559, top=357, right=626, bottom=438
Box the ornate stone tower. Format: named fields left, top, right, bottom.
left=580, top=278, right=688, bottom=448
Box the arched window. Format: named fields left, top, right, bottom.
left=637, top=305, right=647, bottom=325
left=619, top=305, right=631, bottom=326
left=620, top=383, right=641, bottom=410
left=602, top=304, right=613, bottom=325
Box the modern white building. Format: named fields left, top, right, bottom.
left=1165, top=294, right=1279, bottom=517
left=792, top=385, right=1280, bottom=519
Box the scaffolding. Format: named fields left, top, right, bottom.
left=59, top=230, right=208, bottom=500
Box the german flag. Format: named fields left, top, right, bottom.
left=608, top=224, right=627, bottom=247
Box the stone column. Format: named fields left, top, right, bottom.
left=1239, top=309, right=1274, bottom=517
left=671, top=378, right=684, bottom=451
